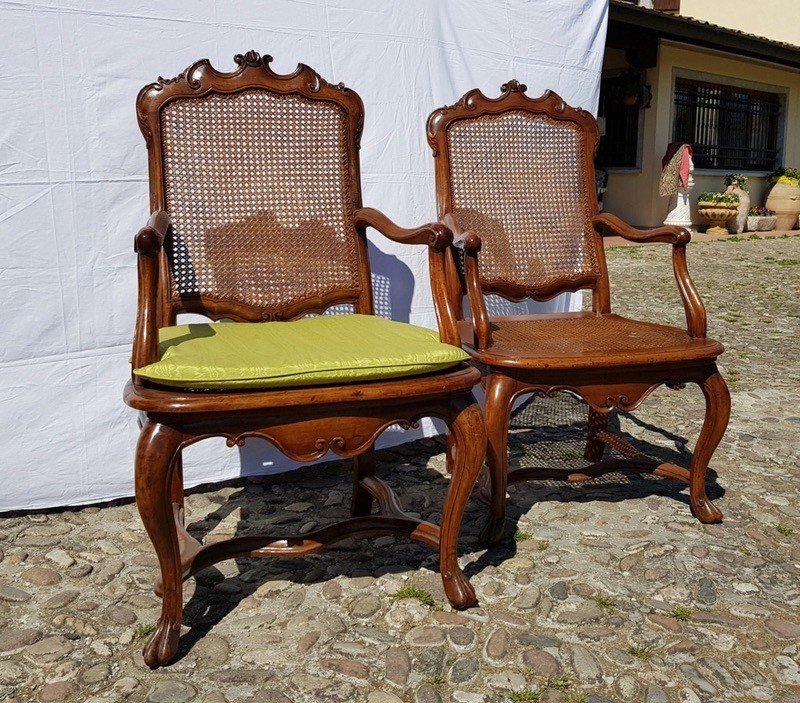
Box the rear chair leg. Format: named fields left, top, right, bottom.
left=351, top=447, right=377, bottom=517
left=439, top=396, right=485, bottom=609
left=584, top=407, right=608, bottom=462
left=690, top=369, right=729, bottom=524
left=479, top=374, right=516, bottom=546
left=136, top=422, right=184, bottom=668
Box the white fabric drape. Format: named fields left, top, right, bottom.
left=0, top=0, right=608, bottom=511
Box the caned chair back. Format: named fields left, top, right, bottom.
left=137, top=52, right=372, bottom=322
left=427, top=84, right=604, bottom=303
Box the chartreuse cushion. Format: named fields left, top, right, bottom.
left=134, top=314, right=468, bottom=390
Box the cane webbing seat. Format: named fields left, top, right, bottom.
left=446, top=110, right=601, bottom=294
left=135, top=314, right=468, bottom=390
left=160, top=88, right=360, bottom=314
left=459, top=313, right=724, bottom=370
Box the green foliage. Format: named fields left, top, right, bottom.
left=775, top=523, right=796, bottom=536
left=670, top=605, right=693, bottom=621
left=768, top=167, right=800, bottom=185
left=748, top=204, right=774, bottom=216
left=537, top=540, right=550, bottom=551
left=698, top=192, right=739, bottom=206
left=723, top=173, right=749, bottom=191
left=545, top=677, right=573, bottom=691
left=391, top=583, right=439, bottom=608
left=627, top=644, right=656, bottom=661
left=765, top=256, right=800, bottom=266
left=135, top=622, right=157, bottom=639
left=514, top=528, right=533, bottom=542
left=422, top=675, right=446, bottom=687
left=591, top=594, right=616, bottom=611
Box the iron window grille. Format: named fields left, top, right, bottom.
left=672, top=77, right=782, bottom=171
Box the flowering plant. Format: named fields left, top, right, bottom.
left=723, top=173, right=749, bottom=191
left=768, top=167, right=800, bottom=186
left=748, top=205, right=774, bottom=216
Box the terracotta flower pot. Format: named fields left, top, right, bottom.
left=765, top=181, right=800, bottom=230
left=698, top=203, right=739, bottom=235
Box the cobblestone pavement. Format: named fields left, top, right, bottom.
left=1, top=237, right=799, bottom=703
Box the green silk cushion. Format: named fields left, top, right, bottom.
left=134, top=314, right=468, bottom=390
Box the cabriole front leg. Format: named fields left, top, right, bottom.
left=439, top=395, right=486, bottom=609
left=135, top=421, right=184, bottom=668
left=690, top=368, right=729, bottom=523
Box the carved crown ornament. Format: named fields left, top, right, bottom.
left=136, top=51, right=361, bottom=147
left=425, top=85, right=597, bottom=155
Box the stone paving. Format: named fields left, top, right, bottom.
left=1, top=236, right=799, bottom=703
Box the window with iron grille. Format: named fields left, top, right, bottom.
left=672, top=77, right=782, bottom=171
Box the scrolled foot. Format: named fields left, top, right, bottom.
left=689, top=369, right=729, bottom=525
left=142, top=618, right=181, bottom=669
left=441, top=566, right=477, bottom=610
left=691, top=496, right=723, bottom=524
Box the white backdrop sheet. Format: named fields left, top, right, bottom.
left=0, top=0, right=609, bottom=511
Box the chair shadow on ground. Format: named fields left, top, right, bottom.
left=172, top=391, right=724, bottom=662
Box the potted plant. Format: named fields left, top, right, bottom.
left=723, top=173, right=750, bottom=234
left=765, top=167, right=800, bottom=230
left=615, top=71, right=648, bottom=107
left=746, top=205, right=777, bottom=232
left=697, top=192, right=740, bottom=235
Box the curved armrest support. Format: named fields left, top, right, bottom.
left=132, top=211, right=170, bottom=376
left=355, top=207, right=461, bottom=346
left=441, top=213, right=492, bottom=350
left=355, top=207, right=453, bottom=251
left=592, top=212, right=706, bottom=338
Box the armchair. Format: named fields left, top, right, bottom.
left=126, top=52, right=485, bottom=668
left=426, top=84, right=729, bottom=545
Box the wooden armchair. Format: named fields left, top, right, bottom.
left=126, top=52, right=485, bottom=668
left=426, top=83, right=729, bottom=544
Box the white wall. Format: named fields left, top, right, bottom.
left=0, top=0, right=608, bottom=511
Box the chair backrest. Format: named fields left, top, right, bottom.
left=137, top=51, right=372, bottom=323
left=426, top=83, right=605, bottom=304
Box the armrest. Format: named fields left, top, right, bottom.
left=441, top=214, right=492, bottom=351
left=131, top=211, right=170, bottom=375
left=354, top=207, right=453, bottom=251
left=592, top=212, right=690, bottom=245
left=592, top=212, right=706, bottom=338
left=355, top=207, right=461, bottom=346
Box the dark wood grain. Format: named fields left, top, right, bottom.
left=127, top=52, right=486, bottom=668
left=426, top=84, right=730, bottom=541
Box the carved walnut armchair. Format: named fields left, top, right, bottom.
left=126, top=52, right=486, bottom=668
left=426, top=83, right=729, bottom=544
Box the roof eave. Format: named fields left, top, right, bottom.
left=609, top=1, right=800, bottom=71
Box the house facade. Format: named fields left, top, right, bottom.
left=601, top=0, right=800, bottom=227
